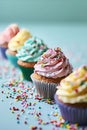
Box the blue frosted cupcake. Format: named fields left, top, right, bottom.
left=16, top=37, right=48, bottom=81
left=55, top=66, right=87, bottom=126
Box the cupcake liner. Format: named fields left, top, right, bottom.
left=31, top=75, right=57, bottom=100
left=0, top=47, right=7, bottom=59
left=18, top=65, right=34, bottom=81
left=6, top=51, right=18, bottom=67
left=54, top=94, right=87, bottom=126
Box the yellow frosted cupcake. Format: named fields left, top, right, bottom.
left=55, top=66, right=87, bottom=125
left=6, top=29, right=32, bottom=67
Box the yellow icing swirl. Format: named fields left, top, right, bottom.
left=56, top=66, right=87, bottom=103
left=8, top=29, right=32, bottom=51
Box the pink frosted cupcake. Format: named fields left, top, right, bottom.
left=0, top=24, right=20, bottom=59
left=31, top=48, right=72, bottom=99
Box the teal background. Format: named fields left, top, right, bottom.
left=0, top=1, right=87, bottom=130
left=0, top=0, right=87, bottom=68
left=0, top=0, right=87, bottom=23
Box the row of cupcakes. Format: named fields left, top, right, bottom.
left=0, top=24, right=72, bottom=84
left=0, top=24, right=87, bottom=126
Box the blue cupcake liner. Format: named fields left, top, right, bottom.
left=6, top=50, right=18, bottom=67
left=0, top=47, right=7, bottom=59
left=54, top=94, right=87, bottom=126
left=31, top=74, right=57, bottom=100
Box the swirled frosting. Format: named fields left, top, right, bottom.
left=0, top=24, right=19, bottom=45
left=56, top=66, right=87, bottom=103
left=8, top=29, right=32, bottom=51
left=34, top=48, right=72, bottom=78
left=16, top=37, right=48, bottom=62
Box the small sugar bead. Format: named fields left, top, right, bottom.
left=66, top=124, right=70, bottom=129
left=30, top=126, right=37, bottom=130
left=39, top=107, right=41, bottom=109
left=24, top=121, right=28, bottom=125
left=17, top=120, right=20, bottom=124
left=59, top=116, right=63, bottom=120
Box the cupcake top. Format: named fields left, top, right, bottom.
left=8, top=29, right=32, bottom=51
left=0, top=24, right=19, bottom=46
left=34, top=48, right=72, bottom=78
left=16, top=37, right=48, bottom=62
left=56, top=66, right=87, bottom=103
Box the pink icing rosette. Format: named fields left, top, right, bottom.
left=0, top=24, right=20, bottom=45
left=34, top=48, right=72, bottom=78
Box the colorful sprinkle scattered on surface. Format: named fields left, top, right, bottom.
left=0, top=56, right=86, bottom=130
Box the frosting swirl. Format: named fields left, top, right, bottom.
left=8, top=29, right=32, bottom=51
left=0, top=24, right=19, bottom=45
left=56, top=66, right=87, bottom=103
left=16, top=37, right=48, bottom=62
left=34, top=48, right=72, bottom=78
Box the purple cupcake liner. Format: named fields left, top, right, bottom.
left=0, top=47, right=7, bottom=59
left=31, top=75, right=57, bottom=100
left=54, top=94, right=87, bottom=126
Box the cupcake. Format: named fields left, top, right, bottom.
left=6, top=29, right=32, bottom=67
left=31, top=48, right=72, bottom=100
left=16, top=37, right=48, bottom=81
left=55, top=66, right=87, bottom=125
left=0, top=24, right=19, bottom=59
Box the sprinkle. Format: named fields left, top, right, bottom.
left=75, top=88, right=78, bottom=93
left=39, top=107, right=41, bottom=109
left=53, top=112, right=58, bottom=116
left=21, top=109, right=25, bottom=113
left=17, top=120, right=20, bottom=124
left=17, top=117, right=20, bottom=120
left=66, top=124, right=70, bottom=129
left=80, top=81, right=85, bottom=86
left=0, top=59, right=79, bottom=130
left=59, top=116, right=63, bottom=121
left=24, top=121, right=28, bottom=125
left=35, top=96, right=43, bottom=101
left=1, top=91, right=4, bottom=94
left=30, top=126, right=37, bottom=130
left=12, top=107, right=19, bottom=111
left=41, top=64, right=45, bottom=68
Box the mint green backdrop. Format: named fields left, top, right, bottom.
left=0, top=0, right=87, bottom=23
left=0, top=1, right=87, bottom=130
